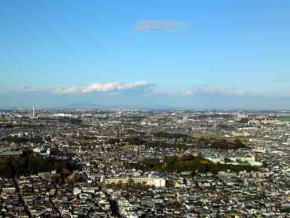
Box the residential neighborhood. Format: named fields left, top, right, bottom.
left=0, top=109, right=289, bottom=217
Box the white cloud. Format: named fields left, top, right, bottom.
left=15, top=83, right=290, bottom=100
left=17, top=86, right=36, bottom=92
left=54, top=87, right=79, bottom=94
left=182, top=86, right=247, bottom=97
left=15, top=86, right=49, bottom=93
left=55, top=82, right=154, bottom=94
left=275, top=91, right=290, bottom=97
left=136, top=20, right=187, bottom=32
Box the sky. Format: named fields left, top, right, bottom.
left=1, top=0, right=290, bottom=109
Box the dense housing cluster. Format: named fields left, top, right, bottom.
left=0, top=109, right=289, bottom=217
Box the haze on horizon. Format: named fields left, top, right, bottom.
left=1, top=0, right=290, bottom=110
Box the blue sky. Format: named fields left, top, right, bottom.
left=1, top=0, right=290, bottom=109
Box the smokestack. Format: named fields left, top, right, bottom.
left=32, top=106, right=35, bottom=118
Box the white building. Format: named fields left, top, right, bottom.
left=104, top=176, right=166, bottom=188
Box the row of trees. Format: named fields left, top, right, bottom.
left=0, top=150, right=78, bottom=178
left=134, top=155, right=259, bottom=174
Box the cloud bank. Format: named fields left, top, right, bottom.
left=15, top=83, right=290, bottom=99
left=136, top=20, right=187, bottom=32
left=55, top=82, right=154, bottom=94
left=6, top=82, right=290, bottom=109
left=15, top=83, right=289, bottom=98
left=183, top=86, right=246, bottom=97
